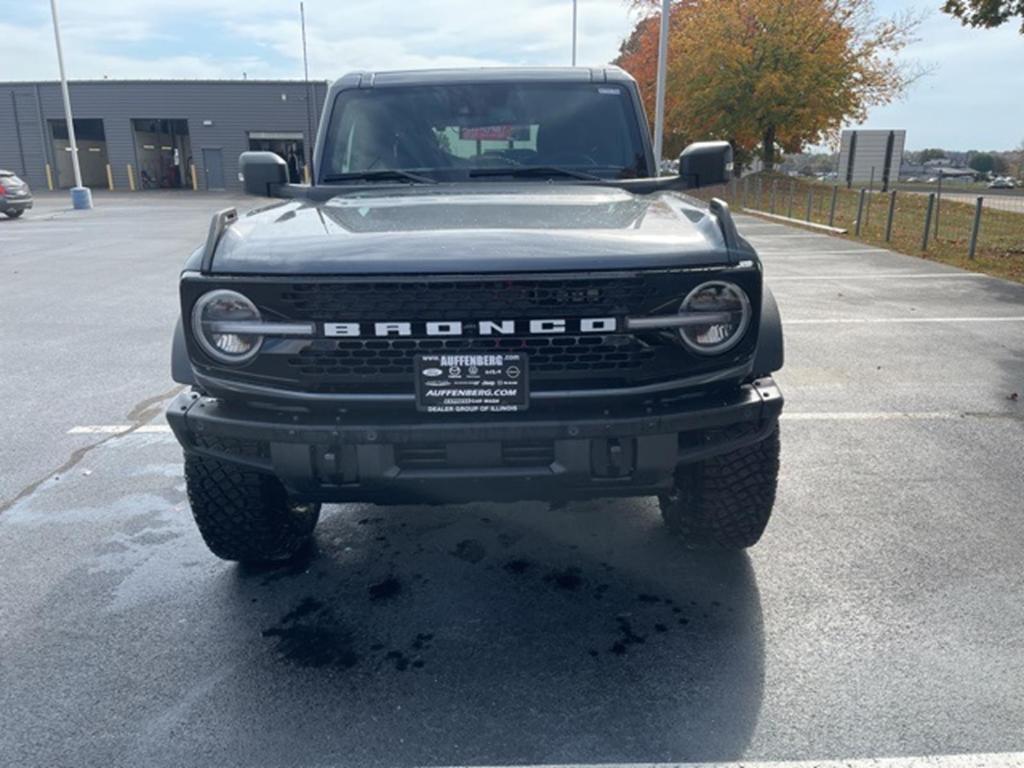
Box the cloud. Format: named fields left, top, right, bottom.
left=2, top=0, right=638, bottom=81
left=3, top=0, right=1022, bottom=149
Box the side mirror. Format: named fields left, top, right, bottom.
left=678, top=141, right=733, bottom=189
left=239, top=151, right=288, bottom=197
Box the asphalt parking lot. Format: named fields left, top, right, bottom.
left=2, top=192, right=1023, bottom=768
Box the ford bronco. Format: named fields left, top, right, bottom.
left=166, top=67, right=784, bottom=563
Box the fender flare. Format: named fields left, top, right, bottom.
left=171, top=316, right=196, bottom=386
left=753, top=286, right=784, bottom=376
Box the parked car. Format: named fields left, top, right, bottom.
left=988, top=177, right=1016, bottom=189
left=0, top=170, right=33, bottom=218
left=166, top=67, right=785, bottom=563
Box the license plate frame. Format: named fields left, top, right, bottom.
left=414, top=352, right=529, bottom=414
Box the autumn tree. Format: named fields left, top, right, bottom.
left=943, top=0, right=1024, bottom=32
left=615, top=0, right=923, bottom=169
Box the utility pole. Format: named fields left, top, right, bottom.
left=49, top=0, right=91, bottom=209
left=300, top=2, right=315, bottom=185
left=653, top=0, right=670, bottom=169
left=571, top=0, right=578, bottom=66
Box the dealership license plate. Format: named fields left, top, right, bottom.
left=415, top=353, right=528, bottom=414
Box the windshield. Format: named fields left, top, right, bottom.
left=320, top=82, right=649, bottom=181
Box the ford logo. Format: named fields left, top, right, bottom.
left=422, top=367, right=444, bottom=377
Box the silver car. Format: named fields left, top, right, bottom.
left=0, top=170, right=33, bottom=219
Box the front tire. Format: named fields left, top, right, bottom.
left=5, top=209, right=25, bottom=219
left=184, top=454, right=321, bottom=563
left=659, top=426, right=780, bottom=549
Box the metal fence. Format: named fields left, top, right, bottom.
left=691, top=174, right=1024, bottom=270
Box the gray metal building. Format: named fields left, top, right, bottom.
left=0, top=79, right=329, bottom=193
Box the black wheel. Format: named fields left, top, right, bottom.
left=184, top=454, right=321, bottom=563
left=659, top=426, right=780, bottom=549
left=5, top=209, right=24, bottom=219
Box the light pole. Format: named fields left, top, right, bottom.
left=300, top=2, right=315, bottom=185
left=571, top=0, right=578, bottom=66
left=49, top=0, right=91, bottom=209
left=652, top=0, right=670, bottom=169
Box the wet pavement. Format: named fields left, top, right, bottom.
left=1, top=195, right=1023, bottom=767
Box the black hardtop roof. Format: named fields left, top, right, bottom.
left=333, top=66, right=636, bottom=89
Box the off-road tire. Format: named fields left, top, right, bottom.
left=659, top=426, right=780, bottom=550
left=5, top=209, right=25, bottom=219
left=184, top=454, right=321, bottom=563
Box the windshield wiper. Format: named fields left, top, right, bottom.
left=321, top=169, right=437, bottom=185
left=468, top=166, right=604, bottom=182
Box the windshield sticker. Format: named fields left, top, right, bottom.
left=459, top=125, right=531, bottom=141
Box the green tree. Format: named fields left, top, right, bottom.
left=968, top=153, right=996, bottom=174
left=917, top=148, right=947, bottom=163
left=943, top=0, right=1024, bottom=32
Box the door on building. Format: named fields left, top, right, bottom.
left=248, top=132, right=306, bottom=183
left=202, top=149, right=225, bottom=191
left=131, top=118, right=191, bottom=189
left=49, top=119, right=109, bottom=188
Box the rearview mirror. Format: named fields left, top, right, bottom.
left=239, top=151, right=288, bottom=197
left=678, top=141, right=733, bottom=189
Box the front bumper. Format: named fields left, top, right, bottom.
left=166, top=378, right=783, bottom=503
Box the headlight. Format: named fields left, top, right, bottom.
left=191, top=290, right=263, bottom=363
left=678, top=281, right=751, bottom=354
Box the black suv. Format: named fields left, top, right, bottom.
left=167, top=67, right=784, bottom=563
left=0, top=170, right=33, bottom=218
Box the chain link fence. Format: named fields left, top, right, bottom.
left=690, top=174, right=1024, bottom=281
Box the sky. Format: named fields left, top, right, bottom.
left=1, top=0, right=1021, bottom=152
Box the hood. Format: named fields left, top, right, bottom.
left=210, top=183, right=736, bottom=275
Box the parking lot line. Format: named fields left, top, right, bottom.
left=781, top=411, right=967, bottom=421
left=769, top=274, right=986, bottom=281
left=449, top=753, right=1024, bottom=768
left=756, top=248, right=893, bottom=255
left=68, top=425, right=172, bottom=434
left=785, top=316, right=1024, bottom=325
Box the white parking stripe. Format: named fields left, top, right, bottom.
left=68, top=425, right=172, bottom=434
left=781, top=411, right=965, bottom=421
left=769, top=273, right=984, bottom=281
left=785, top=316, right=1024, bottom=325
left=445, top=754, right=1024, bottom=768
left=756, top=248, right=891, bottom=255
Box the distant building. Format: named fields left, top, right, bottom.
left=0, top=79, right=328, bottom=192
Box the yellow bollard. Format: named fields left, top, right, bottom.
left=45, top=163, right=54, bottom=191
left=190, top=163, right=198, bottom=191
left=303, top=164, right=311, bottom=185
left=106, top=164, right=114, bottom=191
left=127, top=163, right=136, bottom=192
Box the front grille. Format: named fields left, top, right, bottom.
left=184, top=270, right=761, bottom=399
left=287, top=334, right=653, bottom=379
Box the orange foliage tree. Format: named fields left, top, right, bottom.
left=615, top=0, right=923, bottom=169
